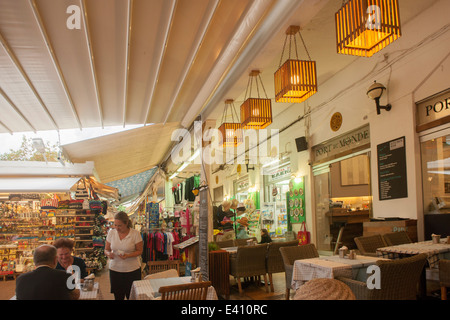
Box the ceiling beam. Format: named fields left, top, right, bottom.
left=0, top=87, right=37, bottom=133
left=122, top=0, right=133, bottom=127
left=80, top=0, right=104, bottom=128
left=0, top=32, right=59, bottom=131
left=162, top=0, right=220, bottom=124
left=0, top=120, right=13, bottom=135
left=143, top=0, right=177, bottom=126
left=29, top=0, right=83, bottom=131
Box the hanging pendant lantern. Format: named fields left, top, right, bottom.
left=218, top=99, right=243, bottom=147
left=241, top=70, right=272, bottom=130
left=274, top=26, right=318, bottom=103
left=336, top=0, right=402, bottom=57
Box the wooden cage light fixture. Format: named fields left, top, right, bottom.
left=274, top=25, right=318, bottom=103
left=240, top=70, right=272, bottom=130
left=336, top=0, right=402, bottom=57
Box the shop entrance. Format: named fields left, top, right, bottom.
left=313, top=152, right=372, bottom=254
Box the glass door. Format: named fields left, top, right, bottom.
left=313, top=166, right=332, bottom=252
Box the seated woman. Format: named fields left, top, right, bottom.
left=259, top=229, right=272, bottom=244
left=53, top=238, right=88, bottom=282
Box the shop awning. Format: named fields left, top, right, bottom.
left=105, top=167, right=158, bottom=199
left=0, top=177, right=81, bottom=193
left=62, top=123, right=180, bottom=183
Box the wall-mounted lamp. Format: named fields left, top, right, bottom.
left=367, top=81, right=391, bottom=115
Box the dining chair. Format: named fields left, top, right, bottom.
left=147, top=260, right=180, bottom=276
left=234, top=237, right=257, bottom=247
left=337, top=253, right=427, bottom=300
left=229, top=243, right=269, bottom=294
left=382, top=231, right=412, bottom=246
left=354, top=234, right=386, bottom=257
left=158, top=281, right=212, bottom=300
left=439, top=259, right=450, bottom=300
left=279, top=243, right=319, bottom=300
left=144, top=269, right=179, bottom=280
left=266, top=240, right=299, bottom=292
left=215, top=239, right=235, bottom=249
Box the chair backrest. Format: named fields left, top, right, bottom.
left=159, top=281, right=211, bottom=300
left=233, top=244, right=268, bottom=277
left=373, top=253, right=427, bottom=300
left=382, top=231, right=412, bottom=246
left=215, top=239, right=235, bottom=249
left=439, top=259, right=450, bottom=287
left=266, top=240, right=299, bottom=273
left=144, top=269, right=179, bottom=280
left=279, top=243, right=319, bottom=266
left=354, top=234, right=386, bottom=255
left=147, top=260, right=180, bottom=275
left=235, top=237, right=257, bottom=247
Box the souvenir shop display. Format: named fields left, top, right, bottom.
left=0, top=181, right=110, bottom=275
left=287, top=178, right=306, bottom=224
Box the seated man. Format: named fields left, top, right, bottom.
left=15, top=244, right=80, bottom=300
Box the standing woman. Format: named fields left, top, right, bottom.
left=105, top=211, right=143, bottom=300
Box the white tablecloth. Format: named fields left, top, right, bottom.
left=129, top=277, right=218, bottom=300
left=377, top=240, right=450, bottom=268
left=291, top=255, right=386, bottom=290
left=80, top=282, right=103, bottom=300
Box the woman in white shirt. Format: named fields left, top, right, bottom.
left=105, top=211, right=143, bottom=300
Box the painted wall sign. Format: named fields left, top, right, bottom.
left=377, top=136, right=408, bottom=201
left=416, top=88, right=450, bottom=132
left=312, top=125, right=370, bottom=163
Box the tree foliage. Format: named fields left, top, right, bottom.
left=0, top=135, right=59, bottom=162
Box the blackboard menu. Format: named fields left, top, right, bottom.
left=199, top=188, right=209, bottom=281
left=377, top=136, right=407, bottom=200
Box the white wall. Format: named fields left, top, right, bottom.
left=211, top=0, right=450, bottom=241
left=268, top=0, right=450, bottom=241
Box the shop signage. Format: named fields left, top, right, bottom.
left=416, top=88, right=450, bottom=132
left=377, top=136, right=408, bottom=201
left=268, top=166, right=291, bottom=183
left=8, top=194, right=40, bottom=201
left=312, top=125, right=370, bottom=163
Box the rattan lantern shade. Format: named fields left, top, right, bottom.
left=240, top=98, right=272, bottom=130
left=274, top=59, right=317, bottom=103
left=218, top=122, right=243, bottom=147
left=336, top=0, right=401, bottom=57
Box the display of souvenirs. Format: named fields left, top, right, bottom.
left=287, top=178, right=306, bottom=224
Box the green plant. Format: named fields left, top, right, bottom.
left=208, top=242, right=220, bottom=252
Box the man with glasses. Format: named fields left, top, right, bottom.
left=15, top=244, right=80, bottom=300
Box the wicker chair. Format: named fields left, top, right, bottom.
left=338, top=253, right=427, bottom=300
left=159, top=281, right=212, bottom=300
left=354, top=234, right=386, bottom=257
left=147, top=260, right=180, bottom=276
left=229, top=243, right=269, bottom=294
left=279, top=243, right=319, bottom=300
left=439, top=259, right=450, bottom=300
left=382, top=231, right=412, bottom=246
left=144, top=269, right=179, bottom=280
left=234, top=237, right=257, bottom=247
left=266, top=240, right=299, bottom=292
left=215, top=239, right=235, bottom=249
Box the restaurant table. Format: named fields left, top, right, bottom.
left=291, top=255, right=388, bottom=290
left=376, top=239, right=450, bottom=268
left=376, top=239, right=450, bottom=298
left=79, top=282, right=103, bottom=300
left=129, top=276, right=218, bottom=300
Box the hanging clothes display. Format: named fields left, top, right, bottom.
left=141, top=229, right=181, bottom=263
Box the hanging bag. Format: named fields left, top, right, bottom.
left=297, top=221, right=310, bottom=245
